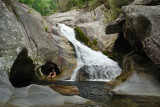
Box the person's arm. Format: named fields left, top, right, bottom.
left=47, top=72, right=52, bottom=78
left=53, top=72, right=56, bottom=77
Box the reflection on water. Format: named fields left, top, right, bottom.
left=44, top=81, right=160, bottom=107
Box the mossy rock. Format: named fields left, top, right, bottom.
left=74, top=27, right=99, bottom=51
left=102, top=51, right=114, bottom=59
left=74, top=27, right=89, bottom=46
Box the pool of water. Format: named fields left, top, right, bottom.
left=42, top=81, right=160, bottom=107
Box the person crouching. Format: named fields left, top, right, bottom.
left=47, top=69, right=56, bottom=79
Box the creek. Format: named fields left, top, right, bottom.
left=47, top=81, right=160, bottom=107
left=55, top=24, right=160, bottom=107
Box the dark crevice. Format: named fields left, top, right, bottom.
left=41, top=61, right=61, bottom=76
left=112, top=32, right=132, bottom=66
left=9, top=48, right=38, bottom=87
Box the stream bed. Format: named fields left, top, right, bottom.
left=46, top=81, right=160, bottom=107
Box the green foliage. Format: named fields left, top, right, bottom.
left=109, top=0, right=128, bottom=9
left=59, top=0, right=108, bottom=12
left=92, top=39, right=98, bottom=46
left=44, top=26, right=49, bottom=32
left=18, top=0, right=128, bottom=19
left=18, top=0, right=109, bottom=15
left=88, top=0, right=108, bottom=10
left=104, top=0, right=128, bottom=23
left=19, top=0, right=59, bottom=16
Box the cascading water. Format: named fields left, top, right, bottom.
left=58, top=24, right=121, bottom=82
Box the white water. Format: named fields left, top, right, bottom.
left=58, top=24, right=121, bottom=82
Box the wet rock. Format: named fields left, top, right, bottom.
left=47, top=5, right=118, bottom=52
left=50, top=25, right=77, bottom=80
left=77, top=66, right=90, bottom=81
left=50, top=85, right=80, bottom=96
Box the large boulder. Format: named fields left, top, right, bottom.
left=110, top=53, right=160, bottom=96
left=0, top=0, right=88, bottom=106
left=107, top=4, right=160, bottom=96
left=0, top=0, right=76, bottom=82
left=122, top=5, right=160, bottom=65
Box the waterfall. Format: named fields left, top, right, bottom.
left=58, top=24, right=121, bottom=82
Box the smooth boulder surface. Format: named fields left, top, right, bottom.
left=0, top=0, right=89, bottom=106
left=111, top=54, right=160, bottom=96
left=122, top=5, right=160, bottom=65
left=112, top=72, right=160, bottom=96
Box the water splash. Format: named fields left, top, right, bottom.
left=58, top=24, right=121, bottom=82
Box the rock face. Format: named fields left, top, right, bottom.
left=47, top=5, right=118, bottom=52
left=105, top=15, right=125, bottom=34
left=0, top=0, right=76, bottom=81
left=131, top=0, right=160, bottom=5
left=110, top=54, right=160, bottom=96
left=106, top=1, right=160, bottom=96
left=0, top=0, right=88, bottom=106
left=122, top=5, right=160, bottom=65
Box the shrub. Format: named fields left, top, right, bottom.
left=44, top=26, right=48, bottom=32
left=89, top=0, right=108, bottom=10
left=104, top=0, right=128, bottom=23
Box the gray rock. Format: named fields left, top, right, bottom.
left=0, top=0, right=77, bottom=80
left=47, top=5, right=118, bottom=52
left=131, top=0, right=160, bottom=5
left=0, top=0, right=89, bottom=106
left=112, top=72, right=160, bottom=96
left=110, top=53, right=160, bottom=96
left=105, top=15, right=125, bottom=34
left=122, top=5, right=160, bottom=65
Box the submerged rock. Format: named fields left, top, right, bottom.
left=50, top=85, right=80, bottom=96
